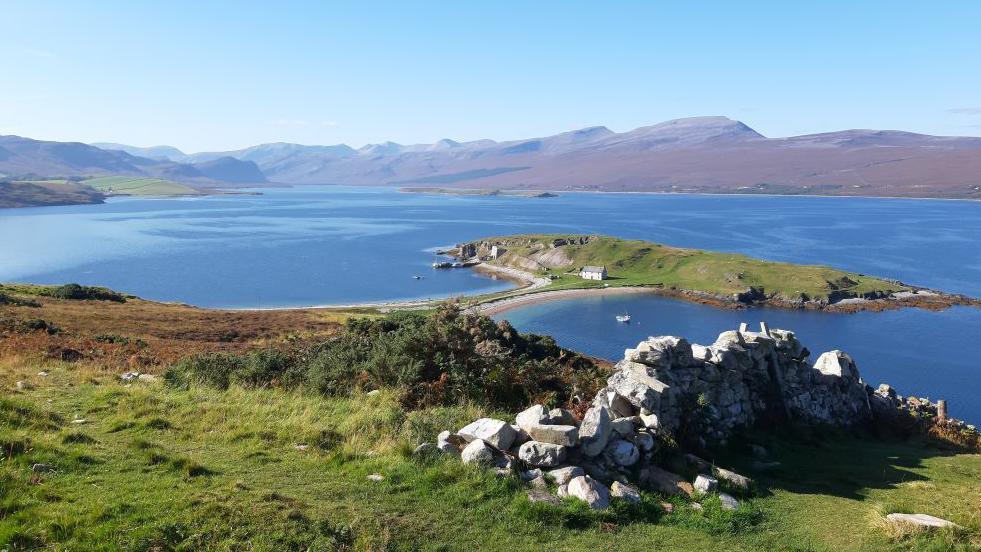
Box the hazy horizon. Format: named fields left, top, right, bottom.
left=3, top=1, right=980, bottom=151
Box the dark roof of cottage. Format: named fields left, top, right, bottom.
left=581, top=265, right=606, bottom=273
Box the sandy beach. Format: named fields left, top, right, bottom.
left=476, top=286, right=656, bottom=315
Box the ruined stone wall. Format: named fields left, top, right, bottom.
left=595, top=324, right=873, bottom=442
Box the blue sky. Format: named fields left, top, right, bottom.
left=2, top=1, right=980, bottom=151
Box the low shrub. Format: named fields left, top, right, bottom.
left=40, top=283, right=126, bottom=303
left=0, top=292, right=41, bottom=307
left=165, top=303, right=606, bottom=410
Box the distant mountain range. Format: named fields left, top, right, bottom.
left=4, top=116, right=981, bottom=198
left=0, top=136, right=265, bottom=186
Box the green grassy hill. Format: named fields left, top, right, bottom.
left=478, top=234, right=911, bottom=303
left=3, top=362, right=978, bottom=551
left=82, top=176, right=201, bottom=196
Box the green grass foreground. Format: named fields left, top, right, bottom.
left=481, top=234, right=911, bottom=303
left=2, top=363, right=978, bottom=551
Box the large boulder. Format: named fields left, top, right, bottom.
left=610, top=481, right=641, bottom=504
left=578, top=406, right=612, bottom=457
left=813, top=350, right=858, bottom=380
left=713, top=467, right=753, bottom=491
left=693, top=474, right=718, bottom=493
left=567, top=475, right=610, bottom=510
left=526, top=424, right=578, bottom=446
left=625, top=336, right=693, bottom=368
left=547, top=408, right=578, bottom=426
left=547, top=466, right=584, bottom=486
left=518, top=441, right=567, bottom=468
left=639, top=466, right=694, bottom=497
left=458, top=418, right=516, bottom=450
left=460, top=439, right=494, bottom=465
left=515, top=405, right=550, bottom=432
left=608, top=362, right=669, bottom=412
left=604, top=439, right=639, bottom=467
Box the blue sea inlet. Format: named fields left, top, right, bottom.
left=2, top=186, right=980, bottom=421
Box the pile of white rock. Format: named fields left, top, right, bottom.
left=429, top=404, right=751, bottom=510
left=422, top=325, right=978, bottom=511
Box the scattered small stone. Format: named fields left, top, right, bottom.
left=527, top=489, right=562, bottom=505
left=37, top=371, right=49, bottom=377
left=70, top=418, right=87, bottom=425
left=546, top=465, right=584, bottom=486
left=15, top=381, right=28, bottom=391
left=413, top=442, right=435, bottom=455
left=690, top=502, right=703, bottom=511
left=366, top=389, right=380, bottom=396
left=120, top=372, right=140, bottom=382
left=461, top=439, right=495, bottom=465
left=885, top=513, right=959, bottom=529
left=294, top=444, right=309, bottom=451
left=567, top=475, right=610, bottom=510
left=693, top=474, right=718, bottom=494
left=31, top=463, right=55, bottom=473
left=366, top=473, right=384, bottom=482
left=660, top=502, right=675, bottom=513
left=610, top=481, right=641, bottom=504
left=719, top=492, right=740, bottom=511
left=137, top=374, right=157, bottom=383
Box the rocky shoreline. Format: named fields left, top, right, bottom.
left=474, top=278, right=980, bottom=316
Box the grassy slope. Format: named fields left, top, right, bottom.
left=485, top=234, right=910, bottom=302
left=1, top=361, right=978, bottom=551
left=82, top=176, right=201, bottom=196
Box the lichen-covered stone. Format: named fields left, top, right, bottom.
left=518, top=440, right=567, bottom=468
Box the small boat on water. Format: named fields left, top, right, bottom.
left=413, top=275, right=423, bottom=280
left=616, top=313, right=631, bottom=323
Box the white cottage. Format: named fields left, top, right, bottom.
left=579, top=265, right=607, bottom=280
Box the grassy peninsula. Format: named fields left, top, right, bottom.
left=81, top=176, right=202, bottom=197
left=1, top=285, right=979, bottom=550
left=462, top=234, right=970, bottom=311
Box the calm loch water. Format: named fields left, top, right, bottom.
left=2, top=186, right=980, bottom=421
